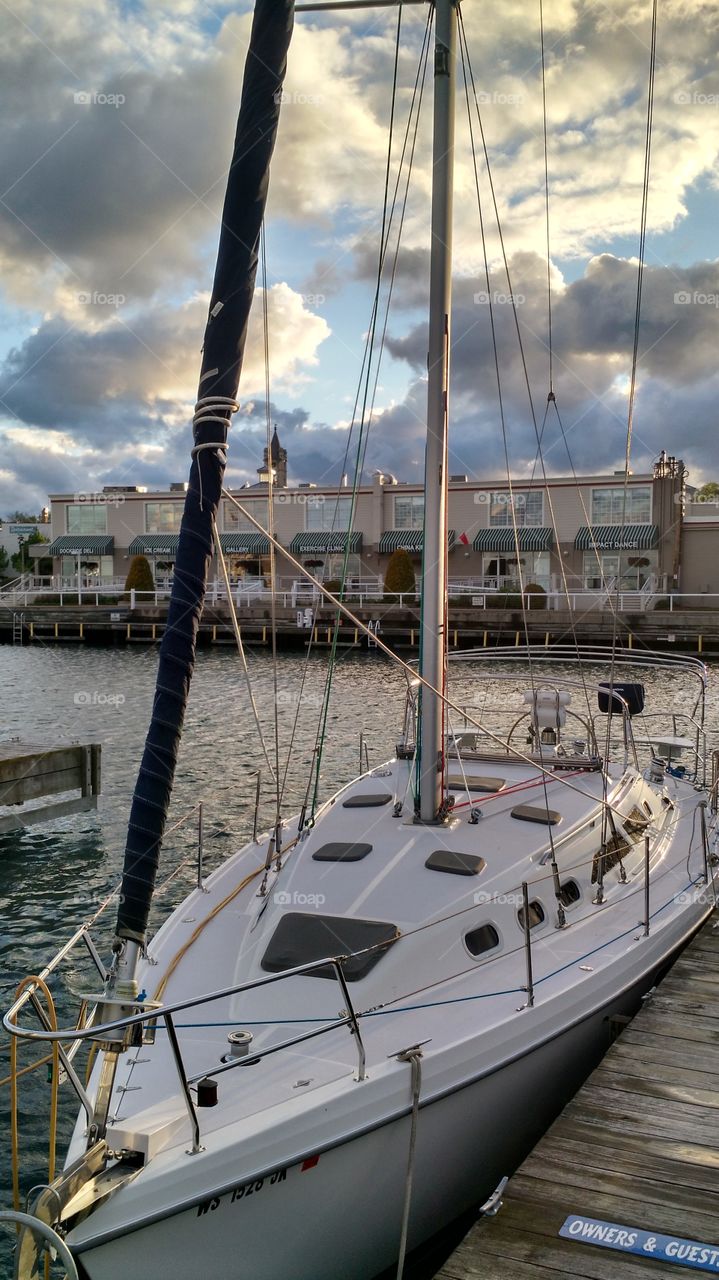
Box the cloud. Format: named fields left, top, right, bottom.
left=1, top=0, right=719, bottom=514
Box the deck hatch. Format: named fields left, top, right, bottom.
left=342, top=793, right=392, bottom=809
left=261, top=912, right=399, bottom=981
left=425, top=850, right=486, bottom=876
left=511, top=804, right=561, bottom=826
left=312, top=842, right=373, bottom=862
left=446, top=776, right=505, bottom=793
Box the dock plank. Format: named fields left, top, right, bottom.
left=435, top=912, right=719, bottom=1279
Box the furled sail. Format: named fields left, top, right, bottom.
left=115, top=0, right=294, bottom=944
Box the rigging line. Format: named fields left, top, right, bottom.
left=260, top=224, right=282, bottom=835
left=539, top=0, right=553, bottom=397
left=309, top=2, right=431, bottom=819
left=608, top=0, right=658, bottom=685
left=213, top=520, right=276, bottom=780
left=222, top=488, right=657, bottom=816
left=459, top=14, right=598, bottom=736
left=458, top=34, right=531, bottom=668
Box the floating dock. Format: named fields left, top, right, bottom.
left=0, top=741, right=101, bottom=832
left=436, top=912, right=719, bottom=1279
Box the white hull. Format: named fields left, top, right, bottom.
left=71, top=915, right=704, bottom=1280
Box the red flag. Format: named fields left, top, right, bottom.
left=458, top=531, right=470, bottom=546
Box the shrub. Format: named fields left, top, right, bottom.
left=384, top=548, right=416, bottom=599
left=489, top=589, right=522, bottom=609
left=652, top=597, right=670, bottom=610
left=524, top=583, right=547, bottom=610
left=124, top=555, right=155, bottom=595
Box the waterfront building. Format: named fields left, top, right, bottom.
left=45, top=439, right=696, bottom=596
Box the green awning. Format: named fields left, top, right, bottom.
left=48, top=535, right=114, bottom=555
left=129, top=534, right=180, bottom=556
left=220, top=532, right=270, bottom=554
left=575, top=525, right=658, bottom=551
left=290, top=531, right=362, bottom=554
left=472, top=527, right=553, bottom=553
left=379, top=529, right=457, bottom=553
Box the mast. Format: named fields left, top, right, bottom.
left=417, top=0, right=457, bottom=822
left=112, top=0, right=294, bottom=991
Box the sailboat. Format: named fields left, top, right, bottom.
left=4, top=2, right=719, bottom=1278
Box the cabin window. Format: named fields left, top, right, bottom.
left=624, top=805, right=650, bottom=841
left=517, top=900, right=545, bottom=931
left=558, top=880, right=581, bottom=907
left=465, top=923, right=500, bottom=957
left=591, top=829, right=631, bottom=883
left=261, top=912, right=399, bottom=981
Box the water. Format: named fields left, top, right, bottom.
left=0, top=644, right=716, bottom=1275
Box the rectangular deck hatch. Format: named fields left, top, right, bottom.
left=312, top=842, right=373, bottom=862
left=446, top=776, right=505, bottom=792
left=425, top=850, right=486, bottom=876
left=261, top=913, right=399, bottom=981
left=511, top=804, right=561, bottom=826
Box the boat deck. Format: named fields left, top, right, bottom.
left=435, top=910, right=719, bottom=1279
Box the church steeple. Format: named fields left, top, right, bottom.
left=258, top=426, right=287, bottom=487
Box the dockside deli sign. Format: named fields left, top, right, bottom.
left=560, top=1216, right=719, bottom=1272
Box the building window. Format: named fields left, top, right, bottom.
left=61, top=554, right=114, bottom=581
left=305, top=496, right=352, bottom=532
left=394, top=494, right=424, bottom=529
left=306, top=553, right=360, bottom=582
left=224, top=499, right=268, bottom=532
left=591, top=486, right=651, bottom=525
left=66, top=505, right=107, bottom=535
left=489, top=491, right=543, bottom=527
left=145, top=502, right=183, bottom=534
left=583, top=550, right=657, bottom=590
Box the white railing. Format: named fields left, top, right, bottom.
left=3, top=577, right=719, bottom=614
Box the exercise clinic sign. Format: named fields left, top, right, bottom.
left=560, top=1215, right=719, bottom=1272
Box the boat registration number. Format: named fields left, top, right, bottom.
left=196, top=1168, right=287, bottom=1217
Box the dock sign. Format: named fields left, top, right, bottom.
left=561, top=1215, right=719, bottom=1272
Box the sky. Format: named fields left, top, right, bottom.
left=0, top=0, right=718, bottom=516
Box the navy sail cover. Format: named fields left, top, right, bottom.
left=116, top=0, right=294, bottom=943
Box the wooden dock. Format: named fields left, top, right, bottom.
left=0, top=740, right=101, bottom=833
left=436, top=913, right=719, bottom=1279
